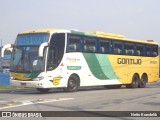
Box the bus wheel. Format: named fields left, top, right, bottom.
left=64, top=75, right=79, bottom=92
left=139, top=74, right=147, bottom=88
left=36, top=88, right=50, bottom=93
left=105, top=85, right=122, bottom=89
left=126, top=74, right=139, bottom=88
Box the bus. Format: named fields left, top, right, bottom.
left=1, top=29, right=159, bottom=93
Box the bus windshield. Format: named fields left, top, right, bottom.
left=10, top=46, right=45, bottom=72
left=15, top=33, right=49, bottom=45
left=10, top=33, right=49, bottom=73
left=10, top=33, right=66, bottom=72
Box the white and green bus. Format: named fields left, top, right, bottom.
left=2, top=29, right=159, bottom=93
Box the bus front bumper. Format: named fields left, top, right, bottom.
left=11, top=79, right=54, bottom=88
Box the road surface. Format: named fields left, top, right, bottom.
left=0, top=81, right=160, bottom=120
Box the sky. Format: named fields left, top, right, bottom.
left=0, top=0, right=160, bottom=45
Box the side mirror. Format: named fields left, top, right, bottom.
left=39, top=42, right=48, bottom=57
left=1, top=44, right=13, bottom=57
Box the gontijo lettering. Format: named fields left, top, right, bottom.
left=117, top=58, right=142, bottom=65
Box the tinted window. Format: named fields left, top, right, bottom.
left=16, top=33, right=49, bottom=45
left=99, top=39, right=111, bottom=54
left=67, top=35, right=82, bottom=52
left=124, top=43, right=135, bottom=55
left=145, top=45, right=151, bottom=56
left=48, top=33, right=65, bottom=70
left=113, top=41, right=123, bottom=54
left=152, top=45, right=158, bottom=56
left=83, top=37, right=97, bottom=53
left=136, top=44, right=144, bottom=56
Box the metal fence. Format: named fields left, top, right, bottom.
left=0, top=72, right=10, bottom=86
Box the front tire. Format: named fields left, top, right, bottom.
left=64, top=75, right=80, bottom=92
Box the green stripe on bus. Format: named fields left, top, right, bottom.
left=95, top=54, right=119, bottom=79
left=83, top=53, right=119, bottom=80
left=24, top=73, right=39, bottom=78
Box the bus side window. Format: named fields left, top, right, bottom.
left=136, top=45, right=144, bottom=56
left=113, top=41, right=123, bottom=54
left=152, top=45, right=158, bottom=56
left=83, top=37, right=97, bottom=53
left=99, top=39, right=110, bottom=54
left=124, top=43, right=135, bottom=55
left=145, top=45, right=151, bottom=56
left=67, top=35, right=81, bottom=52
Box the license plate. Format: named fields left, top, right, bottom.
left=20, top=83, right=26, bottom=87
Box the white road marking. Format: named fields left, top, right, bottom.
left=0, top=98, right=74, bottom=110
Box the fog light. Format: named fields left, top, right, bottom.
left=33, top=76, right=44, bottom=81
left=10, top=77, right=15, bottom=80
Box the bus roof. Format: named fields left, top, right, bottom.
left=18, top=28, right=158, bottom=45
left=18, top=28, right=67, bottom=34
left=87, top=31, right=158, bottom=45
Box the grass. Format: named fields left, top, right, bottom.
left=0, top=85, right=15, bottom=90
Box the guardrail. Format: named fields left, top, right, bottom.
left=0, top=72, right=10, bottom=86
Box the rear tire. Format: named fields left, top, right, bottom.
left=139, top=74, right=147, bottom=88
left=126, top=74, right=139, bottom=88
left=64, top=75, right=80, bottom=92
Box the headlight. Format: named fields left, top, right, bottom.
left=10, top=77, right=15, bottom=80
left=33, top=76, right=44, bottom=81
